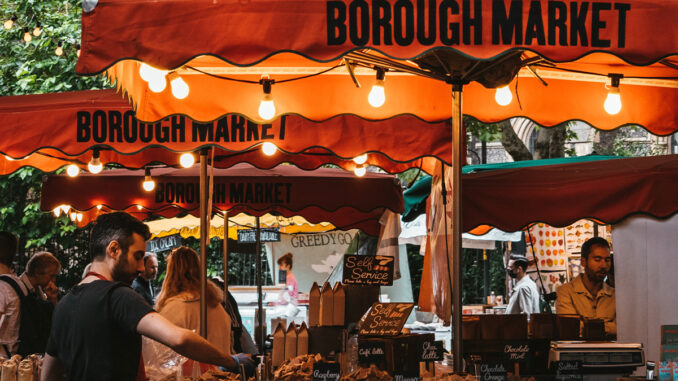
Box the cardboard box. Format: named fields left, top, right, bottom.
left=333, top=283, right=346, bottom=327
left=284, top=323, right=298, bottom=361
left=319, top=282, right=333, bottom=326
left=297, top=322, right=309, bottom=356
left=309, top=282, right=321, bottom=327
left=272, top=323, right=286, bottom=367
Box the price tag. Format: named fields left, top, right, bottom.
left=555, top=361, right=583, bottom=381
left=312, top=362, right=340, bottom=381
left=480, top=363, right=507, bottom=381
left=358, top=340, right=386, bottom=365
left=503, top=342, right=530, bottom=364
left=418, top=340, right=444, bottom=362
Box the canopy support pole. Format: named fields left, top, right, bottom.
left=199, top=150, right=208, bottom=339
left=256, top=216, right=264, bottom=355
left=223, top=211, right=229, bottom=296
left=451, top=81, right=464, bottom=372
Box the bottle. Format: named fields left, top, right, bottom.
left=490, top=291, right=496, bottom=305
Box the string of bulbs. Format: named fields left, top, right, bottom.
left=2, top=15, right=80, bottom=57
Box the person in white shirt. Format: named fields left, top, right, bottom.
left=505, top=255, right=541, bottom=315
left=0, top=231, right=20, bottom=357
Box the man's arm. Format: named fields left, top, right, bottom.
left=136, top=312, right=237, bottom=369
left=40, top=354, right=66, bottom=381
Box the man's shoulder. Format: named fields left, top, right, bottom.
left=557, top=278, right=577, bottom=295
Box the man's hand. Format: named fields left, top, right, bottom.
left=232, top=353, right=255, bottom=371
left=44, top=281, right=58, bottom=305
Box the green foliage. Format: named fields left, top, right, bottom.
left=464, top=116, right=502, bottom=143
left=613, top=126, right=664, bottom=157
left=461, top=246, right=507, bottom=305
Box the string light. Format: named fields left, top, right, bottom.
left=354, top=166, right=367, bottom=177
left=60, top=205, right=70, bottom=215
left=96, top=204, right=103, bottom=210
left=494, top=85, right=513, bottom=106
left=137, top=205, right=143, bottom=211
left=76, top=213, right=83, bottom=222
left=604, top=74, right=623, bottom=115
left=66, top=164, right=79, bottom=177
left=258, top=76, right=276, bottom=121
left=76, top=44, right=81, bottom=58
left=52, top=207, right=61, bottom=217
left=179, top=153, right=195, bottom=168
left=368, top=68, right=386, bottom=108
left=168, top=71, right=189, bottom=99
left=139, top=63, right=168, bottom=93
left=88, top=149, right=103, bottom=174
left=70, top=212, right=77, bottom=222
left=353, top=154, right=368, bottom=165
left=261, top=142, right=277, bottom=156
left=32, top=23, right=41, bottom=37
left=54, top=42, right=63, bottom=57
left=142, top=168, right=155, bottom=191
left=22, top=28, right=32, bottom=42
left=3, top=16, right=15, bottom=30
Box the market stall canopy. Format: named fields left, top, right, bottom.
left=146, top=213, right=335, bottom=240
left=40, top=163, right=404, bottom=235
left=76, top=1, right=678, bottom=134
left=404, top=155, right=678, bottom=232
left=0, top=89, right=449, bottom=175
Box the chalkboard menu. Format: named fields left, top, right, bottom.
left=358, top=341, right=386, bottom=365
left=358, top=302, right=414, bottom=336
left=312, top=362, right=340, bottom=381
left=480, top=363, right=507, bottom=381
left=555, top=361, right=583, bottom=381
left=343, top=255, right=394, bottom=286
left=146, top=234, right=182, bottom=253
left=503, top=342, right=530, bottom=364
left=418, top=340, right=444, bottom=362
left=237, top=228, right=280, bottom=243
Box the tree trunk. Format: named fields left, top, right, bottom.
left=500, top=120, right=533, bottom=161
left=593, top=130, right=620, bottom=156
left=534, top=125, right=566, bottom=159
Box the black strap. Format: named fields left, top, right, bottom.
left=0, top=275, right=27, bottom=302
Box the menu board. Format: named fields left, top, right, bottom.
left=343, top=255, right=394, bottom=286
left=313, top=362, right=341, bottom=381
left=359, top=303, right=414, bottom=336
left=358, top=341, right=386, bottom=365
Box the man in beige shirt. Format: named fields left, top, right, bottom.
left=556, top=237, right=616, bottom=337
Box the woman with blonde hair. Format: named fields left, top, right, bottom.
left=156, top=246, right=232, bottom=355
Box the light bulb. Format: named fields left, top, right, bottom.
left=32, top=26, right=41, bottom=37
left=495, top=86, right=513, bottom=106
left=139, top=63, right=155, bottom=82
left=60, top=205, right=70, bottom=214
left=604, top=87, right=622, bottom=115
left=4, top=155, right=15, bottom=161
left=96, top=204, right=103, bottom=210
left=148, top=76, right=167, bottom=93
left=143, top=179, right=155, bottom=192
left=368, top=80, right=386, bottom=107
left=55, top=45, right=63, bottom=56
left=170, top=75, right=189, bottom=99
left=258, top=94, right=275, bottom=121
left=66, top=164, right=79, bottom=177
left=3, top=19, right=13, bottom=30
left=53, top=207, right=61, bottom=217
left=88, top=152, right=103, bottom=174
left=179, top=153, right=195, bottom=168
left=70, top=212, right=77, bottom=221
left=137, top=205, right=143, bottom=210
left=354, top=166, right=367, bottom=177
left=353, top=154, right=368, bottom=165
left=76, top=213, right=83, bottom=222
left=23, top=31, right=32, bottom=42
left=261, top=142, right=277, bottom=156
left=76, top=44, right=80, bottom=57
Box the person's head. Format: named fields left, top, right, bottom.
left=156, top=246, right=222, bottom=309
left=277, top=253, right=293, bottom=271
left=0, top=231, right=18, bottom=268
left=581, top=237, right=611, bottom=283
left=142, top=252, right=158, bottom=281
left=507, top=255, right=529, bottom=279
left=25, top=252, right=61, bottom=288
left=89, top=212, right=151, bottom=285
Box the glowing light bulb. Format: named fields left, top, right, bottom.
left=148, top=76, right=167, bottom=93
left=66, top=164, right=79, bottom=177
left=76, top=213, right=83, bottom=222
left=261, top=142, right=277, bottom=156
left=70, top=212, right=77, bottom=221
left=139, top=63, right=155, bottom=82
left=3, top=19, right=13, bottom=30
left=96, top=204, right=103, bottom=210
left=137, top=205, right=143, bottom=210
left=604, top=87, right=622, bottom=115
left=368, top=80, right=386, bottom=108
left=60, top=205, right=70, bottom=214
left=495, top=86, right=513, bottom=106
left=88, top=152, right=103, bottom=174
left=76, top=44, right=80, bottom=57
left=170, top=75, right=189, bottom=99
left=4, top=155, right=15, bottom=161
left=32, top=25, right=41, bottom=37
left=354, top=166, right=366, bottom=177
left=142, top=168, right=155, bottom=191
left=258, top=94, right=275, bottom=120
left=353, top=154, right=368, bottom=165
left=54, top=45, right=63, bottom=56
left=23, top=30, right=32, bottom=42
left=53, top=207, right=61, bottom=217
left=179, top=153, right=195, bottom=168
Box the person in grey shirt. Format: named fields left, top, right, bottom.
left=131, top=252, right=158, bottom=306
left=505, top=255, right=541, bottom=315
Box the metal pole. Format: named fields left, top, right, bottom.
left=223, top=211, right=229, bottom=296
left=255, top=216, right=264, bottom=355
left=483, top=249, right=489, bottom=301
left=451, top=82, right=464, bottom=371
left=199, top=150, right=208, bottom=338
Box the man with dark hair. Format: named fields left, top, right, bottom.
left=556, top=237, right=616, bottom=336
left=0, top=231, right=20, bottom=357
left=42, top=212, right=253, bottom=381
left=505, top=255, right=541, bottom=315
left=131, top=252, right=158, bottom=306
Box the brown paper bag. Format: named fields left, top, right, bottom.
left=309, top=282, right=321, bottom=327
left=272, top=323, right=286, bottom=367
left=284, top=323, right=298, bottom=361
left=319, top=282, right=333, bottom=326
left=332, top=283, right=345, bottom=327
left=296, top=322, right=309, bottom=356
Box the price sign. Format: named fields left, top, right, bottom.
left=480, top=363, right=507, bottom=381
left=312, top=362, right=340, bottom=381
left=555, top=361, right=583, bottom=381
left=418, top=340, right=444, bottom=362
left=358, top=303, right=414, bottom=336
left=343, top=255, right=394, bottom=286
left=237, top=228, right=280, bottom=243
left=358, top=340, right=386, bottom=365
left=503, top=342, right=530, bottom=364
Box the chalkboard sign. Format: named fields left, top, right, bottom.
left=146, top=234, right=182, bottom=253
left=393, top=374, right=420, bottom=381
left=237, top=228, right=280, bottom=243
left=418, top=340, right=444, bottom=362
left=555, top=361, right=583, bottom=381
left=312, top=362, right=340, bottom=381
left=358, top=303, right=414, bottom=336
left=358, top=340, right=386, bottom=365
left=503, top=342, right=530, bottom=363
left=480, top=363, right=507, bottom=381
left=343, top=255, right=394, bottom=286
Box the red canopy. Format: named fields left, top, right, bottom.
left=463, top=155, right=678, bottom=232
left=40, top=163, right=404, bottom=235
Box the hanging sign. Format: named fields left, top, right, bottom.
left=342, top=255, right=394, bottom=286
left=359, top=302, right=414, bottom=336
left=418, top=340, right=444, bottom=362
left=237, top=228, right=280, bottom=243
left=312, top=362, right=340, bottom=381
left=358, top=340, right=386, bottom=365
left=145, top=234, right=182, bottom=253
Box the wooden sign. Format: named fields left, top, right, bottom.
left=480, top=363, right=507, bottom=381
left=237, top=228, right=280, bottom=243
left=312, top=362, right=340, bottom=381
left=342, top=255, right=394, bottom=286
left=555, top=361, right=583, bottom=381
left=503, top=342, right=530, bottom=363
left=358, top=302, right=414, bottom=336
left=358, top=340, right=386, bottom=365
left=418, top=340, right=444, bottom=362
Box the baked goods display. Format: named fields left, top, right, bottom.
left=0, top=354, right=40, bottom=381
left=273, top=353, right=323, bottom=381
left=340, top=365, right=392, bottom=381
